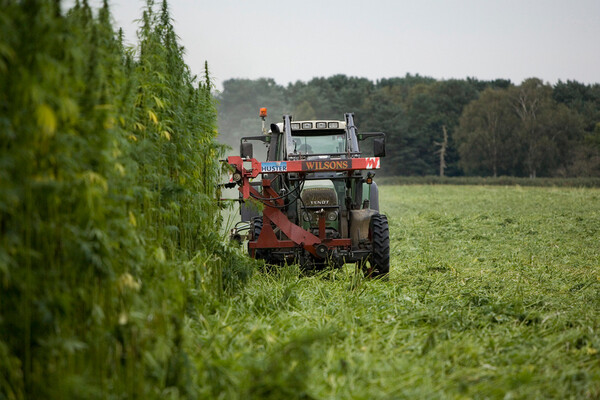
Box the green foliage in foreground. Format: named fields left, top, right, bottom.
left=190, top=185, right=600, bottom=399
left=0, top=1, right=253, bottom=398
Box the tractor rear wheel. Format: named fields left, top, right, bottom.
left=368, top=214, right=390, bottom=278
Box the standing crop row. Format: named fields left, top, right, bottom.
left=0, top=1, right=251, bottom=398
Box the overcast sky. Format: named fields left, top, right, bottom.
left=92, top=0, right=599, bottom=90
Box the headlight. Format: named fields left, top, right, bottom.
left=327, top=211, right=338, bottom=221
left=303, top=212, right=311, bottom=222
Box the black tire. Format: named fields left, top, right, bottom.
left=249, top=217, right=269, bottom=262
left=250, top=216, right=262, bottom=241
left=368, top=214, right=390, bottom=278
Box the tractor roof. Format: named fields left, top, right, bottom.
left=273, top=120, right=347, bottom=134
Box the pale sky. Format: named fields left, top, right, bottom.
left=88, top=0, right=599, bottom=90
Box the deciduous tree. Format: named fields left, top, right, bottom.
left=456, top=87, right=519, bottom=176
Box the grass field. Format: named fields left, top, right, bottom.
left=193, top=185, right=600, bottom=399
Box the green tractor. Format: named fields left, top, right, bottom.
left=226, top=110, right=389, bottom=277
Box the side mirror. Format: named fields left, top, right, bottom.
left=373, top=137, right=386, bottom=157
left=240, top=142, right=253, bottom=159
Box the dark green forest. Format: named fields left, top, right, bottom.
left=217, top=76, right=600, bottom=178
left=1, top=1, right=252, bottom=398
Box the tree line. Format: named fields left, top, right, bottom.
left=1, top=1, right=251, bottom=398
left=217, top=75, right=600, bottom=177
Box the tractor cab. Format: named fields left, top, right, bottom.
left=278, top=121, right=348, bottom=159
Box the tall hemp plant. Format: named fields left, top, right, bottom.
left=1, top=1, right=252, bottom=399
left=0, top=1, right=145, bottom=397
left=132, top=0, right=224, bottom=258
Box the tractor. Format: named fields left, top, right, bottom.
left=225, top=109, right=390, bottom=277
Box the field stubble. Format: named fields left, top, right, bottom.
left=194, top=185, right=600, bottom=399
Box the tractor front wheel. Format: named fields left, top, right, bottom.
left=249, top=217, right=270, bottom=263
left=368, top=214, right=390, bottom=278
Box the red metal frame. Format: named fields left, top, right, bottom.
left=228, top=156, right=381, bottom=257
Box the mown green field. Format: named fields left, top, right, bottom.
left=192, top=185, right=600, bottom=399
